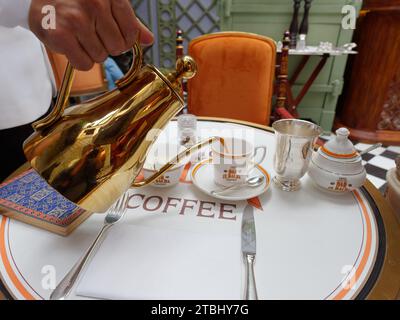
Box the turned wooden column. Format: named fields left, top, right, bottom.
left=336, top=0, right=400, bottom=145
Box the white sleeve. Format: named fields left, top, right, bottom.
left=0, top=0, right=32, bottom=29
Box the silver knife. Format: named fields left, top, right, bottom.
left=241, top=205, right=258, bottom=300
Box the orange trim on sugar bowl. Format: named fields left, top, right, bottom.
left=321, top=146, right=359, bottom=159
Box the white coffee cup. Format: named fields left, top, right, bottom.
left=143, top=143, right=188, bottom=188
left=211, top=138, right=267, bottom=187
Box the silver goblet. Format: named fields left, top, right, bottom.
left=272, top=119, right=322, bottom=191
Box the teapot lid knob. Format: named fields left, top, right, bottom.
left=165, top=56, right=197, bottom=94
left=166, top=56, right=197, bottom=84
left=176, top=56, right=197, bottom=80
left=321, top=127, right=357, bottom=160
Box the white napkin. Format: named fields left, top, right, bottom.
left=76, top=223, right=242, bottom=300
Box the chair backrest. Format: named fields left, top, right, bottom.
left=187, top=32, right=276, bottom=125
left=46, top=49, right=108, bottom=97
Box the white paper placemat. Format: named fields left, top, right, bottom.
left=76, top=219, right=242, bottom=300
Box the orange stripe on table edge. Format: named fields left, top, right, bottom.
left=332, top=190, right=373, bottom=300
left=0, top=216, right=36, bottom=300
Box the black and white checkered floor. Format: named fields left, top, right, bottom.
left=355, top=143, right=399, bottom=194
left=320, top=134, right=399, bottom=194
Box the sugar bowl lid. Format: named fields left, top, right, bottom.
left=320, top=128, right=359, bottom=161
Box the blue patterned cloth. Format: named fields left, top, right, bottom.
left=0, top=169, right=83, bottom=226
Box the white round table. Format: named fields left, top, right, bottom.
left=0, top=118, right=399, bottom=300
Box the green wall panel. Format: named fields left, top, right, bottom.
left=220, top=0, right=362, bottom=131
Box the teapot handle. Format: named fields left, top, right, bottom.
left=33, top=40, right=144, bottom=131
left=32, top=61, right=75, bottom=131
left=132, top=137, right=223, bottom=188
left=115, top=41, right=143, bottom=90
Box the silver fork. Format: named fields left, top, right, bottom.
left=50, top=192, right=129, bottom=300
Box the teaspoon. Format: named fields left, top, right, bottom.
left=211, top=175, right=265, bottom=196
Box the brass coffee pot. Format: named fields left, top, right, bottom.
left=23, top=43, right=220, bottom=213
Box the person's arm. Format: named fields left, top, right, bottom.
left=1, top=0, right=154, bottom=71
left=28, top=0, right=154, bottom=71
left=0, top=0, right=31, bottom=29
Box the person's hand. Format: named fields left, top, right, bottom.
left=29, top=0, right=154, bottom=70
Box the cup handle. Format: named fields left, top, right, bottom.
left=131, top=137, right=222, bottom=188
left=251, top=146, right=267, bottom=166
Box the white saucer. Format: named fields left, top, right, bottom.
left=191, top=159, right=271, bottom=201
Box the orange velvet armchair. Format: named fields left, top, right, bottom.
left=187, top=32, right=276, bottom=125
